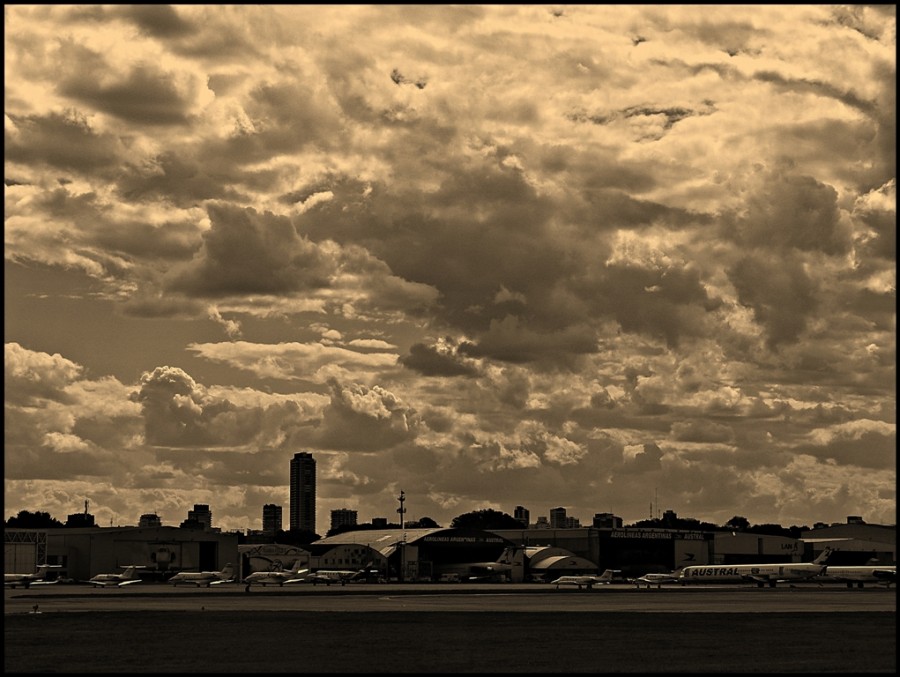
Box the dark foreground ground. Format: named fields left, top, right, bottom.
left=4, top=611, right=896, bottom=673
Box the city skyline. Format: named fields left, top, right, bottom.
left=4, top=6, right=896, bottom=535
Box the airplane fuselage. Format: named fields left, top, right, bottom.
left=818, top=565, right=896, bottom=588
left=678, top=563, right=824, bottom=587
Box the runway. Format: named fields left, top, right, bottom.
left=6, top=581, right=896, bottom=614
left=5, top=584, right=896, bottom=673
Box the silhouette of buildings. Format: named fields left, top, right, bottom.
left=331, top=509, right=358, bottom=531
left=262, top=504, right=282, bottom=535
left=289, top=452, right=316, bottom=533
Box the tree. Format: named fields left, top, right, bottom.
left=6, top=510, right=64, bottom=528
left=725, top=516, right=750, bottom=532
left=450, top=509, right=522, bottom=530
left=410, top=516, right=440, bottom=528
left=274, top=528, right=320, bottom=545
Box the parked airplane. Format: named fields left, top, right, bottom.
left=551, top=570, right=620, bottom=590
left=88, top=565, right=146, bottom=588
left=678, top=549, right=832, bottom=588
left=300, top=569, right=366, bottom=586
left=817, top=565, right=896, bottom=588
left=243, top=560, right=309, bottom=588
left=436, top=561, right=515, bottom=582
left=4, top=564, right=62, bottom=589
left=168, top=563, right=235, bottom=587
left=631, top=572, right=680, bottom=588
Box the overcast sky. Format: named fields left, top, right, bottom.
left=5, top=5, right=896, bottom=534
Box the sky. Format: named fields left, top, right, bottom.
left=4, top=5, right=896, bottom=535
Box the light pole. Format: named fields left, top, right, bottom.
left=397, top=490, right=406, bottom=583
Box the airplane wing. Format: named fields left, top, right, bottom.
left=118, top=579, right=142, bottom=587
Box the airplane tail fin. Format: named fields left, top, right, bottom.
left=290, top=559, right=306, bottom=574
left=220, top=563, right=235, bottom=579
left=812, top=546, right=834, bottom=566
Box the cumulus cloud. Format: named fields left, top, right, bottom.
left=3, top=6, right=895, bottom=530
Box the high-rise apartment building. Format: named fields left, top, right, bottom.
left=289, top=452, right=316, bottom=533
left=513, top=505, right=530, bottom=527
left=330, top=508, right=358, bottom=531
left=188, top=504, right=212, bottom=529
left=549, top=506, right=567, bottom=529
left=262, top=504, right=282, bottom=535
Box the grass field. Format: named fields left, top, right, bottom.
left=4, top=611, right=896, bottom=673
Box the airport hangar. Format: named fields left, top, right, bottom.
left=6, top=521, right=893, bottom=581
left=489, top=521, right=896, bottom=576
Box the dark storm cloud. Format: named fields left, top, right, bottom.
left=753, top=70, right=877, bottom=118
left=115, top=5, right=195, bottom=38
left=58, top=62, right=202, bottom=126
left=399, top=342, right=480, bottom=377
left=117, top=151, right=247, bottom=207
left=728, top=252, right=817, bottom=348
left=5, top=111, right=123, bottom=172
left=168, top=203, right=331, bottom=297
left=726, top=171, right=850, bottom=255
left=458, top=318, right=599, bottom=365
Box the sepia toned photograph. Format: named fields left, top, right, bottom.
left=5, top=5, right=895, bottom=673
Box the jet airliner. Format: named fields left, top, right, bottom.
left=818, top=565, right=896, bottom=588
left=678, top=549, right=832, bottom=588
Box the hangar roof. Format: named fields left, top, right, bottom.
left=316, top=527, right=515, bottom=550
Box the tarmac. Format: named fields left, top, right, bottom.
left=5, top=583, right=896, bottom=673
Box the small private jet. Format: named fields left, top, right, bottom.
left=4, top=564, right=62, bottom=589
left=243, top=560, right=309, bottom=588
left=88, top=565, right=147, bottom=588
left=168, top=563, right=235, bottom=587
left=630, top=570, right=683, bottom=588
left=299, top=568, right=367, bottom=586
left=551, top=569, right=621, bottom=590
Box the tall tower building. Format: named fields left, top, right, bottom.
left=289, top=452, right=316, bottom=533
left=262, top=504, right=282, bottom=535
left=513, top=505, right=530, bottom=528
left=549, top=506, right=567, bottom=529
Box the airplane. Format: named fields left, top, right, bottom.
left=551, top=569, right=620, bottom=590
left=88, top=565, right=147, bottom=588
left=242, top=560, right=309, bottom=588
left=298, top=568, right=366, bottom=586
left=817, top=565, right=896, bottom=588
left=4, top=564, right=62, bottom=589
left=436, top=560, right=515, bottom=583
left=631, top=572, right=680, bottom=589
left=678, top=548, right=832, bottom=588
left=168, top=563, right=235, bottom=587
